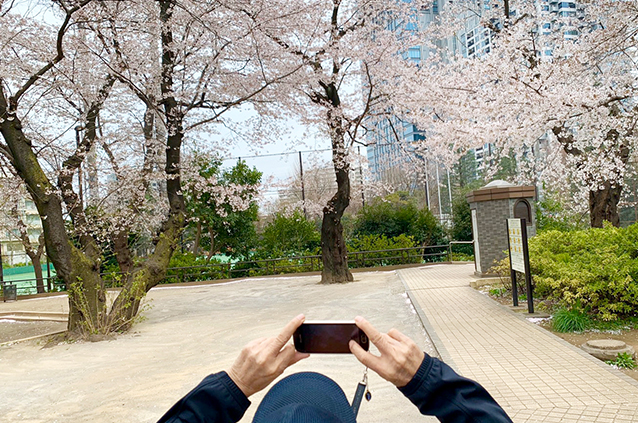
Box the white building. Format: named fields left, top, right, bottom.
left=0, top=183, right=44, bottom=266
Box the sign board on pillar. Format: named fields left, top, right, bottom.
left=507, top=219, right=525, bottom=273
left=506, top=218, right=534, bottom=313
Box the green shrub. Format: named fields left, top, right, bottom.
left=606, top=352, right=637, bottom=369
left=260, top=209, right=320, bottom=256
left=164, top=251, right=225, bottom=283
left=347, top=234, right=422, bottom=267
left=353, top=192, right=445, bottom=246
left=530, top=223, right=638, bottom=320
left=551, top=308, right=591, bottom=332
left=536, top=195, right=588, bottom=233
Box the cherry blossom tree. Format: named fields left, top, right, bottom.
left=394, top=0, right=638, bottom=227
left=247, top=0, right=430, bottom=283
left=0, top=0, right=303, bottom=334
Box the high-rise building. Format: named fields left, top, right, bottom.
left=367, top=0, right=590, bottom=186
left=366, top=1, right=492, bottom=186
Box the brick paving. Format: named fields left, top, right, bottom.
left=399, top=263, right=638, bottom=423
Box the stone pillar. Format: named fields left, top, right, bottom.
left=466, top=181, right=536, bottom=276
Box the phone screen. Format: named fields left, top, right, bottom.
left=294, top=322, right=369, bottom=353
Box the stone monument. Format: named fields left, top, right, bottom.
left=466, top=180, right=536, bottom=276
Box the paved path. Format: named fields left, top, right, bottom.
left=399, top=263, right=638, bottom=423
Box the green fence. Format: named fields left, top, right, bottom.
left=0, top=264, right=57, bottom=296
left=2, top=242, right=474, bottom=296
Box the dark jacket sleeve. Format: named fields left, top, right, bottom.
left=157, top=371, right=251, bottom=423
left=398, top=355, right=513, bottom=423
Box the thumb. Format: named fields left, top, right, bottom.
left=350, top=340, right=379, bottom=370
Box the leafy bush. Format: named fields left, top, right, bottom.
left=353, top=192, right=445, bottom=246
left=260, top=209, right=320, bottom=257
left=551, top=308, right=591, bottom=332
left=536, top=195, right=587, bottom=233
left=606, top=352, right=637, bottom=369
left=164, top=251, right=226, bottom=283
left=450, top=193, right=473, bottom=242
left=529, top=223, right=638, bottom=320
left=347, top=234, right=422, bottom=267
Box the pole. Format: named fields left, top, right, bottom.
left=446, top=168, right=452, bottom=217
left=46, top=255, right=52, bottom=292
left=506, top=220, right=518, bottom=307
left=75, top=126, right=84, bottom=209
left=299, top=151, right=307, bottom=219
left=0, top=242, right=4, bottom=284
left=358, top=146, right=365, bottom=208
left=436, top=164, right=442, bottom=221
left=521, top=219, right=534, bottom=314
left=424, top=157, right=430, bottom=209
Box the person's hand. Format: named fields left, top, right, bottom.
left=227, top=314, right=310, bottom=397
left=349, top=316, right=425, bottom=387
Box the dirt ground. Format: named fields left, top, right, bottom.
left=0, top=272, right=438, bottom=423
left=0, top=320, right=66, bottom=344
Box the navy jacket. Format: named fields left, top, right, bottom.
left=158, top=355, right=512, bottom=423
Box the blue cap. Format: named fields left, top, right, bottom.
left=253, top=372, right=356, bottom=423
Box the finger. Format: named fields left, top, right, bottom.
left=246, top=337, right=268, bottom=349
left=350, top=339, right=381, bottom=370
left=277, top=343, right=297, bottom=367
left=387, top=328, right=411, bottom=344
left=354, top=316, right=385, bottom=347
left=291, top=351, right=310, bottom=365
left=273, top=314, right=305, bottom=351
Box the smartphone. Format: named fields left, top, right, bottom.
left=293, top=321, right=370, bottom=353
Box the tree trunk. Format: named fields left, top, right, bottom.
left=113, top=231, right=133, bottom=277
left=589, top=182, right=622, bottom=228
left=104, top=0, right=187, bottom=331
left=193, top=220, right=201, bottom=255
left=320, top=91, right=353, bottom=284
left=0, top=84, right=105, bottom=332
left=554, top=125, right=629, bottom=229
left=32, top=254, right=45, bottom=294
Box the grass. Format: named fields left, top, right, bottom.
left=606, top=352, right=637, bottom=370
left=588, top=316, right=638, bottom=332
left=551, top=308, right=591, bottom=333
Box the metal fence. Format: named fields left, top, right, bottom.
left=2, top=242, right=474, bottom=298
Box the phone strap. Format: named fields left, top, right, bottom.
left=351, top=367, right=372, bottom=417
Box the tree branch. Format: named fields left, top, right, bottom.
left=8, top=0, right=93, bottom=111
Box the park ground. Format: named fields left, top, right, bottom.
left=0, top=271, right=437, bottom=423
left=4, top=264, right=638, bottom=422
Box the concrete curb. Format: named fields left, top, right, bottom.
left=0, top=330, right=66, bottom=347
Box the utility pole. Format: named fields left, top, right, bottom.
left=447, top=168, right=453, bottom=217
left=299, top=151, right=307, bottom=219
left=423, top=157, right=430, bottom=210
left=358, top=146, right=365, bottom=208
left=436, top=164, right=442, bottom=222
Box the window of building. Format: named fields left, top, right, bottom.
left=408, top=47, right=421, bottom=60
left=514, top=200, right=532, bottom=225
